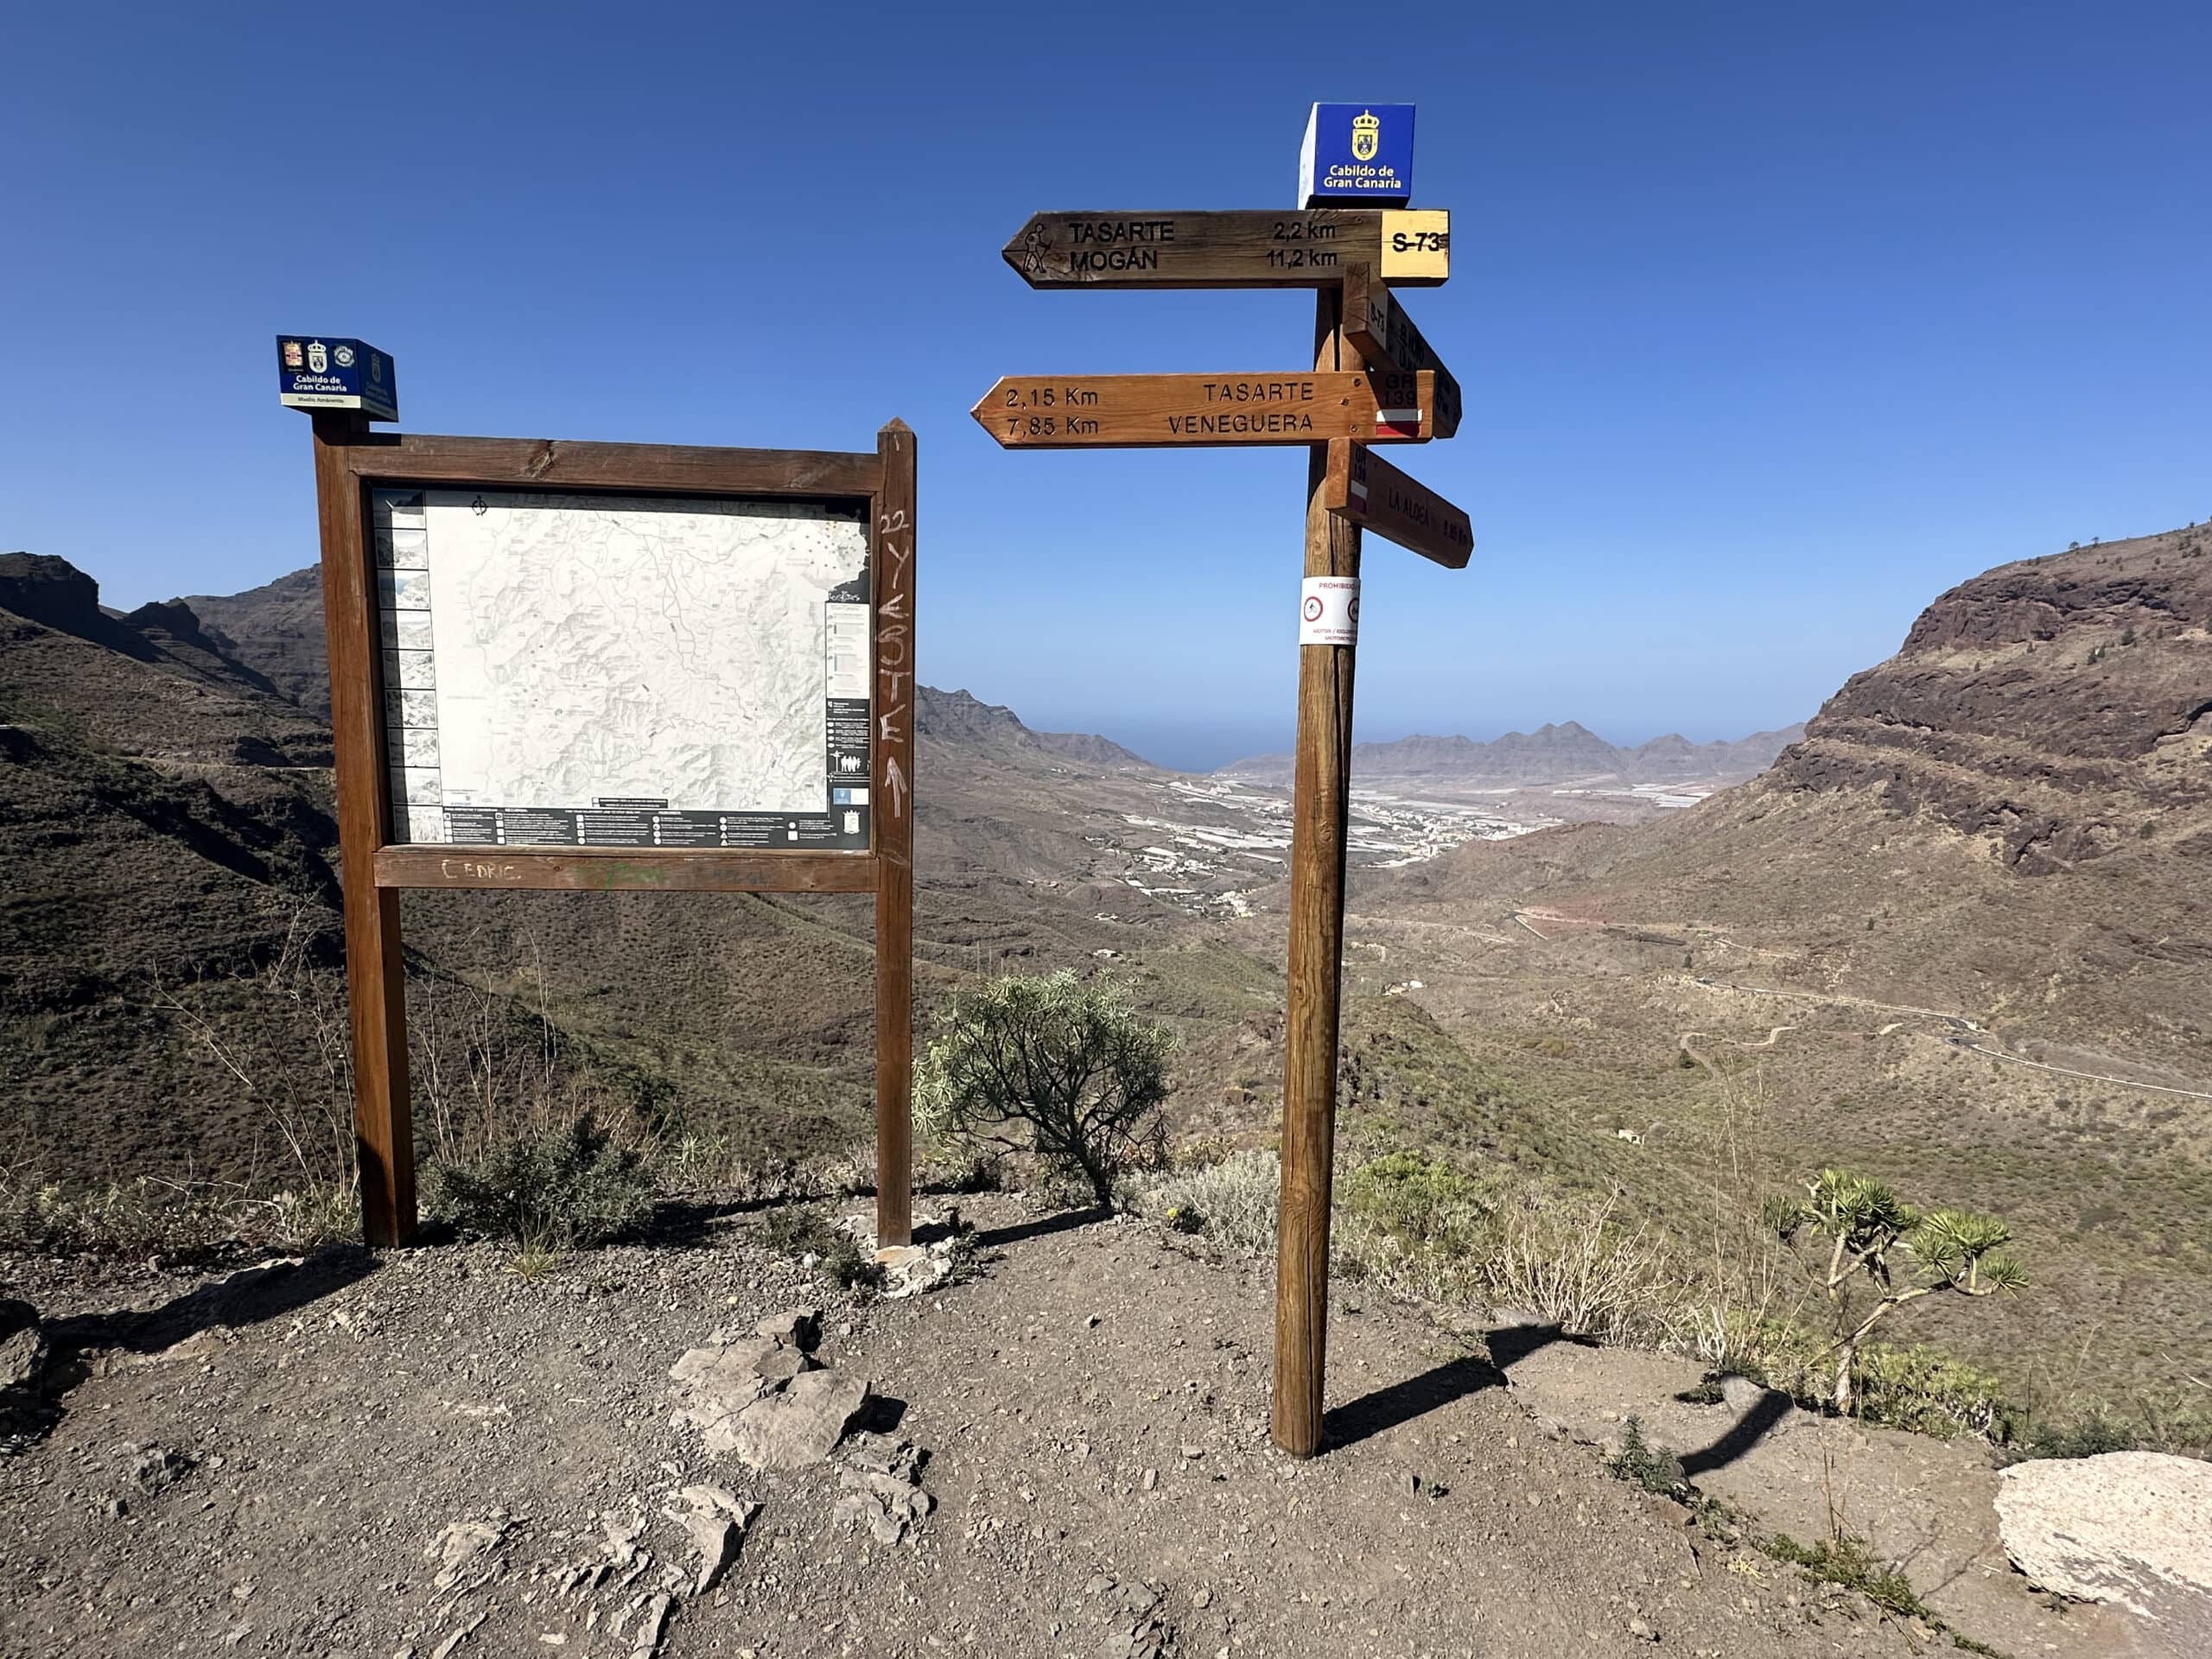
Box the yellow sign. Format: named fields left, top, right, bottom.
left=1378, top=211, right=1451, bottom=285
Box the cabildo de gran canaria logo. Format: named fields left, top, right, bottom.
left=1351, top=110, right=1382, bottom=162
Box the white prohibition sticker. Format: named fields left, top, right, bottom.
left=1299, top=575, right=1360, bottom=646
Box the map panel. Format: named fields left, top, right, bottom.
left=371, top=487, right=872, bottom=850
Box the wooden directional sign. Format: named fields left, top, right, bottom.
left=1002, top=210, right=1450, bottom=290
left=1322, top=439, right=1472, bottom=569
left=974, top=371, right=1433, bottom=449
left=1342, top=264, right=1462, bottom=441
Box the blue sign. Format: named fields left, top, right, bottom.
left=276, top=336, right=398, bottom=422
left=1298, top=103, right=1415, bottom=208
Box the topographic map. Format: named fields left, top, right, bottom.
left=375, top=488, right=871, bottom=848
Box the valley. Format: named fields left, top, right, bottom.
left=5, top=522, right=2211, bottom=1420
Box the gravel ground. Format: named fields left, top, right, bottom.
left=0, top=1198, right=2014, bottom=1658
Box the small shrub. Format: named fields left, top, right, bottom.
left=425, top=1112, right=656, bottom=1249
left=1769, top=1169, right=2025, bottom=1414
left=1849, top=1344, right=2017, bottom=1441
left=2010, top=1395, right=2212, bottom=1462
left=915, top=972, right=1174, bottom=1206
left=1133, top=1150, right=1280, bottom=1256
left=1606, top=1417, right=1687, bottom=1495
left=920, top=1142, right=1005, bottom=1194
left=1483, top=1184, right=1687, bottom=1344
left=760, top=1203, right=842, bottom=1259
left=819, top=1231, right=887, bottom=1294
left=1764, top=1530, right=1932, bottom=1621
left=1716, top=1317, right=2022, bottom=1443
left=758, top=1204, right=887, bottom=1295
left=1343, top=1152, right=1488, bottom=1256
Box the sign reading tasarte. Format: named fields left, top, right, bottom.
left=276, top=336, right=397, bottom=421
left=1298, top=104, right=1415, bottom=207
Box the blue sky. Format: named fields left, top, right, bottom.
left=3, top=3, right=2207, bottom=771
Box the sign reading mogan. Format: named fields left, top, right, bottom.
left=1298, top=103, right=1415, bottom=207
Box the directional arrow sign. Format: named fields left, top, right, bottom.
left=1342, top=264, right=1462, bottom=441
left=1322, top=440, right=1471, bottom=569
left=974, top=372, right=1434, bottom=449
left=1002, top=210, right=1449, bottom=289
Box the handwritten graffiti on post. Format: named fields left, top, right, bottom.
left=874, top=502, right=913, bottom=854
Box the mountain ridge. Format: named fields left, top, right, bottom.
left=1219, top=718, right=1805, bottom=789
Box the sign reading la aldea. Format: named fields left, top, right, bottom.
left=1322, top=440, right=1472, bottom=569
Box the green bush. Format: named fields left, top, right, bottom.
left=757, top=1204, right=887, bottom=1295
left=1606, top=1417, right=1686, bottom=1495
left=1719, top=1317, right=2021, bottom=1443
left=1849, top=1344, right=2018, bottom=1441
left=425, top=1113, right=656, bottom=1249
left=1343, top=1152, right=1489, bottom=1257
left=915, top=972, right=1174, bottom=1205
left=1764, top=1530, right=1932, bottom=1622
left=760, top=1203, right=842, bottom=1258
left=2012, top=1395, right=2212, bottom=1462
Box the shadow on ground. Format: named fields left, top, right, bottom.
left=4, top=1248, right=378, bottom=1451
left=1322, top=1322, right=1596, bottom=1452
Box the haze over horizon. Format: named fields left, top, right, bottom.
left=6, top=3, right=2207, bottom=764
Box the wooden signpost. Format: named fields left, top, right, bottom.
left=1321, top=440, right=1473, bottom=569
left=1002, top=209, right=1451, bottom=289
left=286, top=361, right=918, bottom=1253
left=981, top=120, right=1474, bottom=1458
left=1343, top=264, right=1463, bottom=440
left=973, top=372, right=1435, bottom=448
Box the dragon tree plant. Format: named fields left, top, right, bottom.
left=1767, top=1169, right=2027, bottom=1414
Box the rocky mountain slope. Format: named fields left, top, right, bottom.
left=1773, top=528, right=2212, bottom=872
left=182, top=567, right=331, bottom=715
left=1222, top=719, right=1803, bottom=791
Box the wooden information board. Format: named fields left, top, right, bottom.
left=308, top=416, right=918, bottom=1249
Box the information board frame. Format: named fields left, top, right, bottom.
left=309, top=415, right=917, bottom=1249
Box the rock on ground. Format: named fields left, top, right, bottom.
left=1997, top=1451, right=2212, bottom=1637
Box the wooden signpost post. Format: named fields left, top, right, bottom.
left=979, top=112, right=1474, bottom=1457
left=283, top=342, right=918, bottom=1252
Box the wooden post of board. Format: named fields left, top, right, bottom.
left=310, top=410, right=417, bottom=1248
left=1272, top=290, right=1363, bottom=1457
left=872, top=420, right=917, bottom=1248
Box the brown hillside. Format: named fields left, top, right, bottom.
left=1777, top=525, right=2212, bottom=872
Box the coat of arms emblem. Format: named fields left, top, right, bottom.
left=306, top=340, right=328, bottom=374
left=1351, top=110, right=1381, bottom=162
